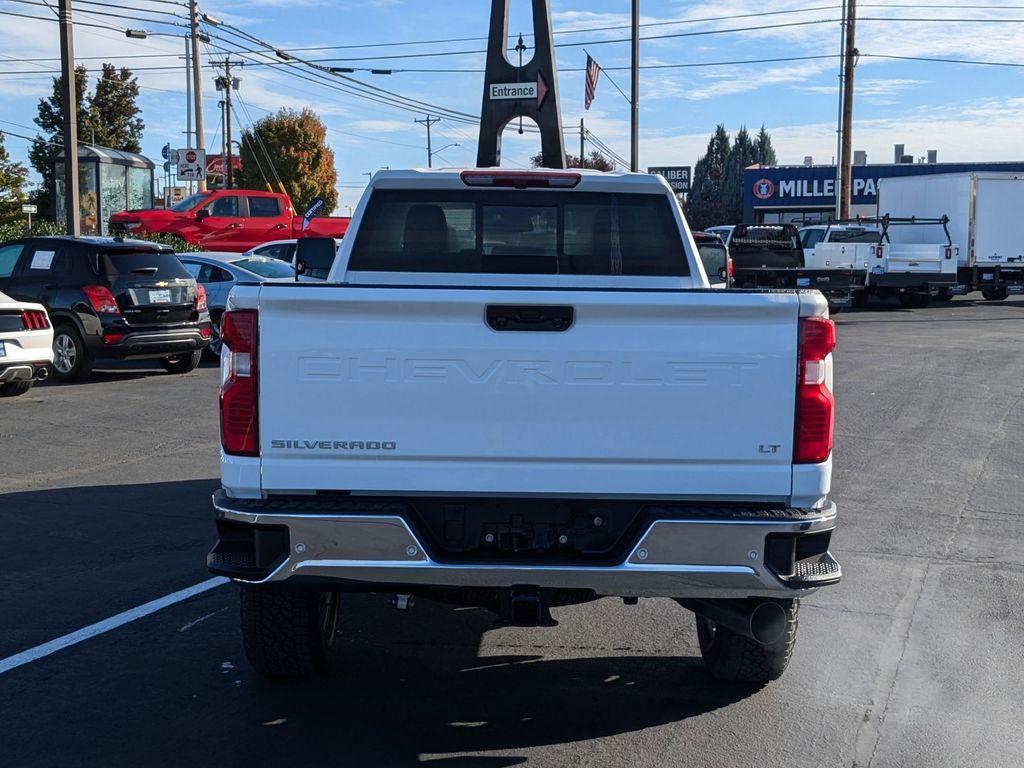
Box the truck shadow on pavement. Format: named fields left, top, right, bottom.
left=1, top=478, right=756, bottom=767
left=216, top=594, right=755, bottom=766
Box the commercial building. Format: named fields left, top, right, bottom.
left=743, top=153, right=1024, bottom=224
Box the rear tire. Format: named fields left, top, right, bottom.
left=52, top=326, right=93, bottom=382
left=935, top=287, right=954, bottom=302
left=695, top=599, right=799, bottom=684
left=0, top=380, right=34, bottom=397
left=159, top=349, right=203, bottom=374
left=982, top=286, right=1008, bottom=301
left=239, top=585, right=340, bottom=679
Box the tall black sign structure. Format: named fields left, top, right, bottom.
left=477, top=0, right=566, bottom=169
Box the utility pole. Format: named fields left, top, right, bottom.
left=579, top=117, right=585, bottom=166
left=630, top=0, right=640, bottom=171
left=838, top=0, right=857, bottom=219
left=189, top=0, right=206, bottom=191
left=415, top=115, right=440, bottom=168
left=58, top=0, right=80, bottom=236
left=213, top=61, right=241, bottom=188
left=834, top=0, right=846, bottom=220
left=185, top=35, right=193, bottom=194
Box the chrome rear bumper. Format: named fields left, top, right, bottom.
left=210, top=492, right=839, bottom=599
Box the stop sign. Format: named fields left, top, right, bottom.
left=185, top=150, right=197, bottom=164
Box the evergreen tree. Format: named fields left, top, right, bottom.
left=0, top=131, right=29, bottom=226
left=237, top=108, right=338, bottom=214
left=28, top=65, right=144, bottom=218
left=753, top=124, right=777, bottom=166
left=685, top=125, right=731, bottom=231
left=724, top=126, right=757, bottom=224
left=87, top=64, right=144, bottom=152
left=28, top=66, right=89, bottom=218
left=530, top=150, right=616, bottom=171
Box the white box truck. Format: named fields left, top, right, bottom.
left=877, top=172, right=1024, bottom=301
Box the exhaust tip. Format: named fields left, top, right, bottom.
left=750, top=601, right=787, bottom=645
left=36, top=367, right=49, bottom=381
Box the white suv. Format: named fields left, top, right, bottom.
left=0, top=290, right=53, bottom=397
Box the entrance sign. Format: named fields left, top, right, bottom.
left=477, top=0, right=565, bottom=169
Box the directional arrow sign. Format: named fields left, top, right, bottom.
left=489, top=72, right=550, bottom=109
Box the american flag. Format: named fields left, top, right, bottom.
left=584, top=54, right=601, bottom=110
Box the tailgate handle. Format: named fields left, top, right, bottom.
left=486, top=305, right=574, bottom=332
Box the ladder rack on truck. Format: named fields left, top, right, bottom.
left=824, top=215, right=957, bottom=308
left=876, top=172, right=1024, bottom=302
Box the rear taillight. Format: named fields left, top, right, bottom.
left=220, top=309, right=258, bottom=456
left=794, top=316, right=836, bottom=464
left=727, top=254, right=734, bottom=281
left=460, top=170, right=581, bottom=189
left=195, top=284, right=208, bottom=312
left=874, top=246, right=884, bottom=259
left=82, top=285, right=122, bottom=315
left=20, top=309, right=49, bottom=330
left=103, top=331, right=124, bottom=345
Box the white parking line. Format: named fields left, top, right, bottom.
left=0, top=577, right=229, bottom=675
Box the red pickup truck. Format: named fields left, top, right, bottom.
left=109, top=189, right=350, bottom=252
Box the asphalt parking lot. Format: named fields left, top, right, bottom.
left=2, top=295, right=1022, bottom=768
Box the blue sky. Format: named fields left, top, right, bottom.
left=0, top=0, right=1022, bottom=212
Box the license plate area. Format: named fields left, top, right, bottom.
left=405, top=497, right=646, bottom=565
left=149, top=289, right=172, bottom=304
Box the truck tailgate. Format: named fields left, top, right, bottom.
left=256, top=286, right=800, bottom=499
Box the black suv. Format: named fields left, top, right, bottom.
left=0, top=237, right=210, bottom=381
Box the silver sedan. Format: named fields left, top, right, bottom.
left=176, top=252, right=296, bottom=357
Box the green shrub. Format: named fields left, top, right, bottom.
left=0, top=221, right=198, bottom=253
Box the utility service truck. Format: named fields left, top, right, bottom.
left=876, top=172, right=1024, bottom=301
left=208, top=168, right=841, bottom=684
left=727, top=224, right=865, bottom=311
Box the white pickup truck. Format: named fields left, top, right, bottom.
left=209, top=168, right=841, bottom=683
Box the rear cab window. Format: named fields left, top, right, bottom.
left=348, top=190, right=688, bottom=276
left=248, top=197, right=282, bottom=218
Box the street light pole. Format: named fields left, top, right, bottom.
left=630, top=0, right=640, bottom=172
left=58, top=0, right=80, bottom=236
left=189, top=0, right=206, bottom=191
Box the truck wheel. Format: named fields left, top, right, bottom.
left=159, top=349, right=203, bottom=374
left=52, top=325, right=94, bottom=382
left=239, top=585, right=340, bottom=679
left=935, top=288, right=954, bottom=302
left=0, top=380, right=34, bottom=397
left=695, top=599, right=798, bottom=683
left=827, top=302, right=843, bottom=315
left=982, top=286, right=1008, bottom=301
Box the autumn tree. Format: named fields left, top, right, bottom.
left=530, top=150, right=616, bottom=171
left=0, top=131, right=29, bottom=226
left=237, top=108, right=338, bottom=214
